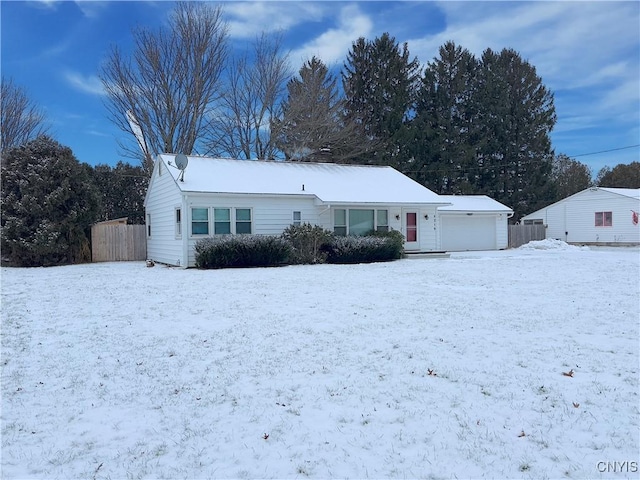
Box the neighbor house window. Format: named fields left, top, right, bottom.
left=377, top=210, right=389, bottom=232
left=191, top=208, right=209, bottom=235
left=214, top=208, right=231, bottom=234
left=147, top=214, right=151, bottom=237
left=236, top=208, right=252, bottom=234
left=334, top=209, right=347, bottom=236
left=349, top=209, right=375, bottom=235
left=595, top=211, right=612, bottom=227
left=293, top=211, right=302, bottom=226
left=175, top=208, right=182, bottom=236
left=524, top=219, right=544, bottom=225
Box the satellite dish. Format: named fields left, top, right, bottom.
left=175, top=154, right=189, bottom=170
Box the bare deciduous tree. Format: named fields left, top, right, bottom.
left=99, top=2, right=229, bottom=173
left=272, top=56, right=374, bottom=163
left=1, top=77, right=49, bottom=154
left=205, top=33, right=291, bottom=160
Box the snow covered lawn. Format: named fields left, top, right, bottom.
left=2, top=242, right=638, bottom=479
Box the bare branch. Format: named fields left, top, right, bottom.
left=204, top=32, right=291, bottom=160
left=99, top=2, right=229, bottom=172
left=1, top=77, right=49, bottom=154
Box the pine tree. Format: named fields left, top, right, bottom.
left=475, top=48, right=556, bottom=219
left=1, top=136, right=99, bottom=266
left=91, top=162, right=149, bottom=224
left=413, top=41, right=479, bottom=193
left=271, top=56, right=371, bottom=163
left=342, top=33, right=421, bottom=169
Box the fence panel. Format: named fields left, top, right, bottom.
left=508, top=224, right=546, bottom=249
left=91, top=224, right=147, bottom=262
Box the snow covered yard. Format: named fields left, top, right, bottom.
left=1, top=242, right=638, bottom=480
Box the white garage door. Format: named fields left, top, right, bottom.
left=441, top=215, right=497, bottom=251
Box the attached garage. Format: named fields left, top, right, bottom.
left=438, top=196, right=513, bottom=251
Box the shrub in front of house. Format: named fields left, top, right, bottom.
left=323, top=230, right=405, bottom=264
left=195, top=235, right=292, bottom=269
left=281, top=223, right=333, bottom=264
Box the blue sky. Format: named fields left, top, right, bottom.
left=2, top=1, right=639, bottom=176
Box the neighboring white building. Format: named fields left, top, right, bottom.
left=437, top=196, right=513, bottom=251
left=520, top=187, right=640, bottom=245
left=144, top=154, right=452, bottom=267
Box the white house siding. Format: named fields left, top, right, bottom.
left=184, top=194, right=321, bottom=267
left=181, top=198, right=440, bottom=267
left=522, top=188, right=640, bottom=244
left=144, top=163, right=183, bottom=265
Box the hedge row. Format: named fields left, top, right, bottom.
left=194, top=224, right=405, bottom=269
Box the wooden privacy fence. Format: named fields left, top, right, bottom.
left=91, top=224, right=147, bottom=262
left=508, top=224, right=546, bottom=249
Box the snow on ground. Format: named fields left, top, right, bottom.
left=1, top=243, right=639, bottom=479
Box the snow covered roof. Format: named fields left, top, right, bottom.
left=598, top=187, right=640, bottom=200
left=437, top=195, right=513, bottom=213
left=158, top=154, right=448, bottom=205
left=521, top=187, right=640, bottom=220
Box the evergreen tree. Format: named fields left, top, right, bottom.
left=272, top=56, right=371, bottom=163
left=342, top=33, right=421, bottom=169
left=595, top=161, right=640, bottom=188
left=413, top=41, right=479, bottom=193
left=1, top=136, right=99, bottom=266
left=475, top=48, right=556, bottom=219
left=91, top=162, right=149, bottom=224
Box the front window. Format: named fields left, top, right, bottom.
left=191, top=208, right=209, bottom=235
left=349, top=209, right=374, bottom=235
left=595, top=211, right=612, bottom=227
left=293, top=211, right=301, bottom=226
left=175, top=208, right=181, bottom=236
left=214, top=208, right=231, bottom=234
left=334, top=209, right=347, bottom=236
left=377, top=210, right=389, bottom=232
left=236, top=208, right=252, bottom=234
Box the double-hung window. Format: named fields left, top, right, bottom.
left=175, top=208, right=182, bottom=237
left=214, top=208, right=231, bottom=234
left=191, top=208, right=209, bottom=235
left=334, top=209, right=347, bottom=236
left=236, top=208, right=252, bottom=234
left=293, top=211, right=302, bottom=226
left=595, top=211, right=612, bottom=227
left=377, top=210, right=389, bottom=232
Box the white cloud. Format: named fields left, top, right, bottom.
left=224, top=2, right=326, bottom=39
left=406, top=1, right=639, bottom=159
left=288, top=4, right=373, bottom=68
left=64, top=71, right=105, bottom=96
left=74, top=1, right=109, bottom=19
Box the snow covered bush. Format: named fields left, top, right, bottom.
left=194, top=235, right=292, bottom=269
left=281, top=223, right=332, bottom=264
left=1, top=136, right=99, bottom=266
left=323, top=230, right=405, bottom=264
